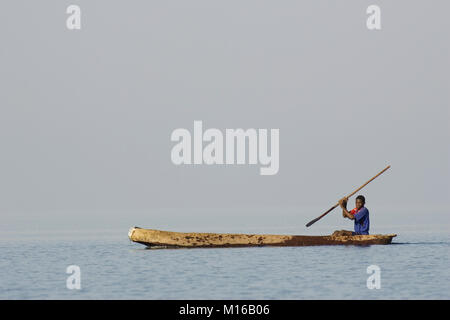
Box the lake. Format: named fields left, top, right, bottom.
left=1, top=226, right=448, bottom=299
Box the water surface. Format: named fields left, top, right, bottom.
left=1, top=227, right=448, bottom=299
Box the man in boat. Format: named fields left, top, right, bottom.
left=337, top=195, right=370, bottom=235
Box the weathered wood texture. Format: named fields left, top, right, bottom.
left=128, top=227, right=397, bottom=249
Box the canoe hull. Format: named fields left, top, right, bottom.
left=128, top=227, right=397, bottom=248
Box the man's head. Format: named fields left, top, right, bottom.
left=355, top=195, right=366, bottom=210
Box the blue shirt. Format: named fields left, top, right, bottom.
left=353, top=207, right=370, bottom=235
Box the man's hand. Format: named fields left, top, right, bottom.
left=339, top=197, right=355, bottom=220
left=338, top=197, right=348, bottom=208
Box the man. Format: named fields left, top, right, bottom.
left=338, top=195, right=370, bottom=235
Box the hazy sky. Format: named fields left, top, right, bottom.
left=1, top=1, right=449, bottom=234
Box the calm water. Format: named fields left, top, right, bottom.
left=1, top=227, right=449, bottom=299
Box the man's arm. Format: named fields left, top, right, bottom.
left=339, top=198, right=355, bottom=220
left=341, top=198, right=347, bottom=217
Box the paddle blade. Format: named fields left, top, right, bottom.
left=305, top=204, right=339, bottom=227
left=306, top=216, right=322, bottom=227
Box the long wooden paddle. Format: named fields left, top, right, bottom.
left=305, top=165, right=391, bottom=227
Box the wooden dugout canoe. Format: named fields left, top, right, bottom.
left=128, top=227, right=397, bottom=249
